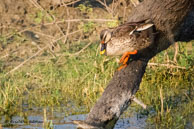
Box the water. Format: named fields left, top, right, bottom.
left=0, top=107, right=147, bottom=129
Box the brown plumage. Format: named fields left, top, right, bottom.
left=100, top=20, right=156, bottom=70
left=100, top=20, right=155, bottom=56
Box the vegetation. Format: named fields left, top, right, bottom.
left=0, top=0, right=193, bottom=128
left=0, top=40, right=193, bottom=128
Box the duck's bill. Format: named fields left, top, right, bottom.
left=100, top=44, right=106, bottom=55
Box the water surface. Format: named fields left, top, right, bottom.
left=0, top=107, right=147, bottom=129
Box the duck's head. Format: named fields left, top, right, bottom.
left=100, top=29, right=112, bottom=55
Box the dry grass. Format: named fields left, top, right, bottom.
left=0, top=0, right=193, bottom=128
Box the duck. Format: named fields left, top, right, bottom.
left=100, top=19, right=156, bottom=70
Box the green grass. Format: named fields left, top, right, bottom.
left=0, top=41, right=193, bottom=128
left=0, top=42, right=118, bottom=115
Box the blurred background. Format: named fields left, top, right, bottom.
left=0, top=0, right=193, bottom=128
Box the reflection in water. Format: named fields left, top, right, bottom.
left=0, top=107, right=147, bottom=129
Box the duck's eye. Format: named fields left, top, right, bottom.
left=100, top=33, right=104, bottom=40
left=104, top=32, right=111, bottom=43
left=100, top=30, right=106, bottom=40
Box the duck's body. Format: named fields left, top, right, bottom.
left=100, top=20, right=155, bottom=56
left=105, top=32, right=137, bottom=56
left=100, top=20, right=156, bottom=70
